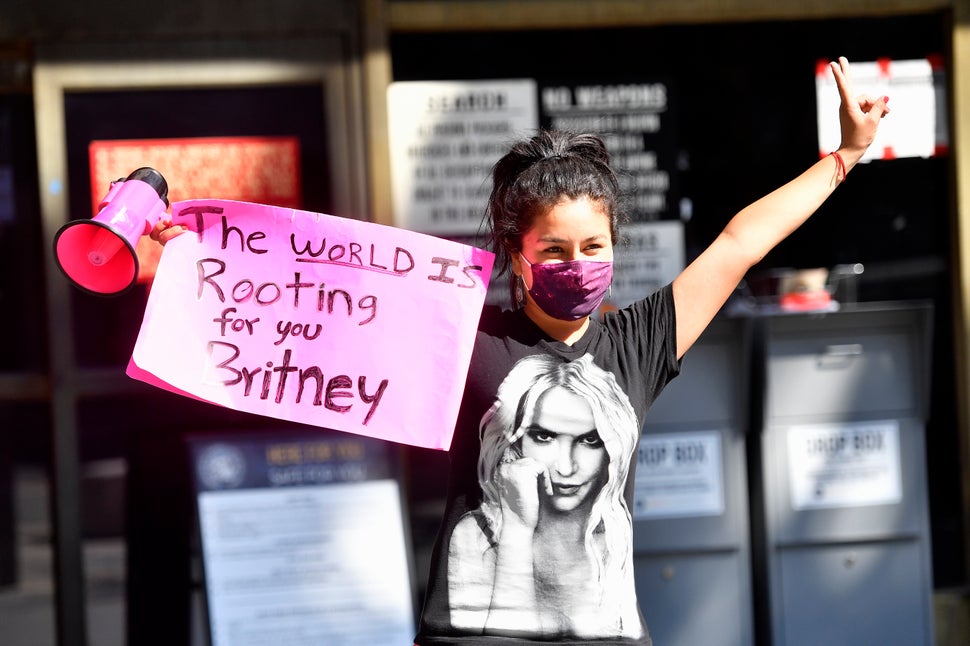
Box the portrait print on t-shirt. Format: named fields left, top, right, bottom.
left=447, top=353, right=643, bottom=639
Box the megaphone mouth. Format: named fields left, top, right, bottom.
left=53, top=219, right=139, bottom=296
left=53, top=167, right=170, bottom=296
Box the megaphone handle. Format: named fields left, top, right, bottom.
left=97, top=180, right=125, bottom=211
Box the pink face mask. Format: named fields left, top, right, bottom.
left=520, top=254, right=613, bottom=321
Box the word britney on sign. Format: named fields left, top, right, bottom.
left=128, top=199, right=494, bottom=450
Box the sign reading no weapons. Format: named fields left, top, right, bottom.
left=128, top=199, right=494, bottom=450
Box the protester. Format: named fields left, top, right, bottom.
left=411, top=57, right=887, bottom=645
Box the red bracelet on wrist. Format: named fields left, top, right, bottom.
left=830, top=151, right=847, bottom=183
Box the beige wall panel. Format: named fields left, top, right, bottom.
left=388, top=0, right=953, bottom=31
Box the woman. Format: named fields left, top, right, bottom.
left=448, top=354, right=642, bottom=638
left=411, top=57, right=888, bottom=645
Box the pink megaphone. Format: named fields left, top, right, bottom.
left=53, top=167, right=169, bottom=296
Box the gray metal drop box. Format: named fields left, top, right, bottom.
left=751, top=303, right=934, bottom=646
left=635, top=317, right=754, bottom=646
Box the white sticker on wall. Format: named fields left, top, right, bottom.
left=634, top=430, right=724, bottom=519
left=787, top=420, right=902, bottom=510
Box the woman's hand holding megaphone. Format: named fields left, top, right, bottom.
left=150, top=219, right=188, bottom=246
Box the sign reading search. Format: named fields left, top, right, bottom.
left=128, top=200, right=494, bottom=450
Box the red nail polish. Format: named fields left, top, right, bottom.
left=883, top=95, right=890, bottom=104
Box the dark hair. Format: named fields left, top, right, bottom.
left=483, top=130, right=624, bottom=304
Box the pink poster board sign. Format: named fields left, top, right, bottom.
left=128, top=199, right=494, bottom=450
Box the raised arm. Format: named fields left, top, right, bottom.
left=671, top=57, right=890, bottom=359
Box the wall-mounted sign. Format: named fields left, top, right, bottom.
left=387, top=79, right=538, bottom=234
left=189, top=432, right=415, bottom=646
left=89, top=136, right=303, bottom=215
left=605, top=221, right=684, bottom=310
left=816, top=57, right=946, bottom=161
left=540, top=80, right=679, bottom=222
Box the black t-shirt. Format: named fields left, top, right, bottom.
left=416, top=285, right=680, bottom=645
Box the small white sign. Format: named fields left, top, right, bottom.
left=606, top=221, right=684, bottom=309
left=198, top=480, right=415, bottom=646
left=787, top=420, right=902, bottom=510
left=387, top=79, right=538, bottom=234
left=816, top=58, right=943, bottom=161
left=633, top=430, right=724, bottom=519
